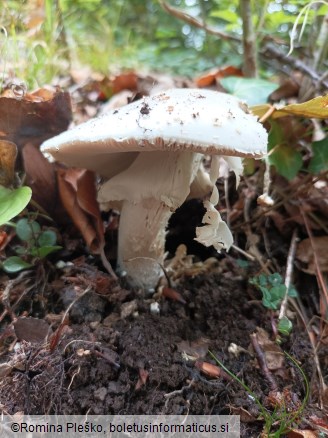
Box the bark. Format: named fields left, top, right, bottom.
left=240, top=0, right=257, bottom=77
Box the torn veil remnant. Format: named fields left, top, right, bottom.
left=41, top=88, right=268, bottom=289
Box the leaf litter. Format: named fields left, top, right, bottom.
left=0, top=70, right=327, bottom=437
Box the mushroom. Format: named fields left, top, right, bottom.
left=41, top=88, right=267, bottom=288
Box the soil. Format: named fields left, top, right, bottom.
left=0, top=202, right=327, bottom=438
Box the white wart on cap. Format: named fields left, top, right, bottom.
left=41, top=88, right=268, bottom=288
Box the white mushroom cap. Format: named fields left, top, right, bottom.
left=41, top=88, right=267, bottom=168
left=41, top=88, right=268, bottom=288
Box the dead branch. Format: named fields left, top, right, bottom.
left=279, top=229, right=299, bottom=321
left=261, top=44, right=328, bottom=90
left=159, top=1, right=241, bottom=42
left=250, top=333, right=278, bottom=392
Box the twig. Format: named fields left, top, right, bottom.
left=279, top=229, right=299, bottom=320
left=231, top=244, right=256, bottom=261
left=250, top=333, right=278, bottom=392
left=60, top=285, right=92, bottom=326
left=0, top=271, right=33, bottom=323
left=100, top=246, right=118, bottom=280
left=92, top=349, right=120, bottom=369
left=261, top=44, right=328, bottom=89
left=240, top=0, right=257, bottom=77
left=159, top=1, right=241, bottom=42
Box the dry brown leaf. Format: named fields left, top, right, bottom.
left=195, top=66, right=243, bottom=88
left=57, top=168, right=104, bottom=253
left=135, top=368, right=149, bottom=390
left=13, top=317, right=51, bottom=344
left=195, top=360, right=232, bottom=380
left=0, top=140, right=17, bottom=186
left=253, top=327, right=284, bottom=370
left=308, top=415, right=328, bottom=434
left=228, top=405, right=258, bottom=423
left=177, top=338, right=210, bottom=360
left=269, top=75, right=301, bottom=102
left=111, top=72, right=138, bottom=94
left=25, top=0, right=45, bottom=30
left=22, top=142, right=58, bottom=216
left=162, top=287, right=186, bottom=304
left=287, top=430, right=318, bottom=438
left=0, top=88, right=72, bottom=148
left=296, top=236, right=328, bottom=274
left=308, top=184, right=328, bottom=219
left=284, top=202, right=320, bottom=230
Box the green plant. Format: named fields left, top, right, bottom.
left=250, top=273, right=298, bottom=335
left=250, top=273, right=298, bottom=310
left=0, top=185, right=32, bottom=226
left=1, top=217, right=61, bottom=273
left=209, top=350, right=309, bottom=438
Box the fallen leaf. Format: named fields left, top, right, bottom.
left=162, top=287, right=186, bottom=304
left=135, top=368, right=149, bottom=390
left=287, top=430, right=318, bottom=438
left=227, top=405, right=258, bottom=423
left=0, top=363, right=13, bottom=378
left=195, top=360, right=231, bottom=381
left=308, top=415, right=328, bottom=434
left=22, top=143, right=58, bottom=217
left=269, top=75, right=301, bottom=102
left=0, top=87, right=72, bottom=148
left=296, top=236, right=328, bottom=274
left=195, top=66, right=243, bottom=88
left=253, top=327, right=284, bottom=370
left=0, top=140, right=17, bottom=186
left=111, top=72, right=138, bottom=94
left=0, top=230, right=9, bottom=250
left=177, top=338, right=210, bottom=360
left=57, top=168, right=104, bottom=253
left=14, top=317, right=51, bottom=344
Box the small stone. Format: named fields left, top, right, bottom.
left=150, top=302, right=160, bottom=314
left=94, top=387, right=107, bottom=401
left=120, top=300, right=138, bottom=319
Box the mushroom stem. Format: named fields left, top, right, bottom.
left=98, top=150, right=203, bottom=288
left=118, top=199, right=172, bottom=288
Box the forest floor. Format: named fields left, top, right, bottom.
left=0, top=72, right=327, bottom=438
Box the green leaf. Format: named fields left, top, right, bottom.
left=210, top=10, right=239, bottom=24
left=269, top=144, right=303, bottom=180
left=268, top=273, right=283, bottom=286
left=236, top=259, right=249, bottom=269
left=278, top=317, right=293, bottom=335
left=15, top=246, right=27, bottom=255
left=30, top=245, right=62, bottom=258
left=16, top=218, right=41, bottom=242
left=288, top=286, right=298, bottom=298
left=274, top=95, right=328, bottom=119
left=0, top=186, right=32, bottom=226
left=2, top=256, right=32, bottom=273
left=308, top=137, right=328, bottom=174
left=220, top=76, right=278, bottom=105
left=270, top=285, right=286, bottom=301
left=258, top=274, right=268, bottom=287
left=38, top=230, right=57, bottom=247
